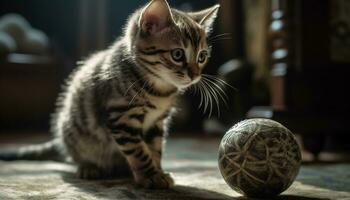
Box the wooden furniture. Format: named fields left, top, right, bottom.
left=248, top=0, right=350, bottom=157
left=0, top=53, right=61, bottom=130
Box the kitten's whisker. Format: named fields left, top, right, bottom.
left=203, top=81, right=213, bottom=118
left=190, top=84, right=197, bottom=95
left=124, top=78, right=144, bottom=96
left=197, top=83, right=205, bottom=111
left=200, top=81, right=209, bottom=114
left=204, top=75, right=237, bottom=110
left=210, top=35, right=232, bottom=39
left=209, top=37, right=233, bottom=44
left=208, top=33, right=233, bottom=44
left=203, top=80, right=213, bottom=118
left=198, top=82, right=205, bottom=112
left=202, top=78, right=221, bottom=118
left=209, top=33, right=232, bottom=41
left=203, top=82, right=211, bottom=116
left=201, top=80, right=214, bottom=118
left=192, top=84, right=198, bottom=95
left=206, top=78, right=224, bottom=117
left=209, top=36, right=233, bottom=42
left=192, top=75, right=235, bottom=118
left=203, top=74, right=238, bottom=91
left=201, top=79, right=213, bottom=117
left=128, top=81, right=146, bottom=106
left=203, top=77, right=229, bottom=108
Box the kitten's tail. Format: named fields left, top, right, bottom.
left=0, top=139, right=64, bottom=162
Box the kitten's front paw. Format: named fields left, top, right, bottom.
left=135, top=171, right=174, bottom=189
left=152, top=154, right=161, bottom=169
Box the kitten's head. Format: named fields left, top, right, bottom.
left=127, top=0, right=219, bottom=90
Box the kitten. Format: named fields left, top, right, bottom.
left=0, top=0, right=220, bottom=189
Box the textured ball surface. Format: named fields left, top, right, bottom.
left=218, top=119, right=301, bottom=198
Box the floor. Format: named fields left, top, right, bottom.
left=0, top=132, right=349, bottom=199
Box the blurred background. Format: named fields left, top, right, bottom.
left=0, top=0, right=349, bottom=162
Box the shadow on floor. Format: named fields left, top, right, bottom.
left=61, top=172, right=235, bottom=200
left=60, top=170, right=330, bottom=200
left=237, top=195, right=329, bottom=200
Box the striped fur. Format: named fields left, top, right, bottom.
left=0, top=0, right=219, bottom=189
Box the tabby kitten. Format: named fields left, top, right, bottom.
left=0, top=0, right=220, bottom=189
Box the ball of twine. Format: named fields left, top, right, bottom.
left=218, top=119, right=301, bottom=198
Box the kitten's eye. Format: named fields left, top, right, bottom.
left=171, top=48, right=185, bottom=62
left=198, top=50, right=208, bottom=64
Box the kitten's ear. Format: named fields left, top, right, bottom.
left=188, top=4, right=220, bottom=34
left=139, top=0, right=174, bottom=35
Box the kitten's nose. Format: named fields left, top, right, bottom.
left=187, top=63, right=200, bottom=80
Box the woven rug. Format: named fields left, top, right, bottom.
left=0, top=137, right=349, bottom=200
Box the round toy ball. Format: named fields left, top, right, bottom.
left=218, top=119, right=301, bottom=198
